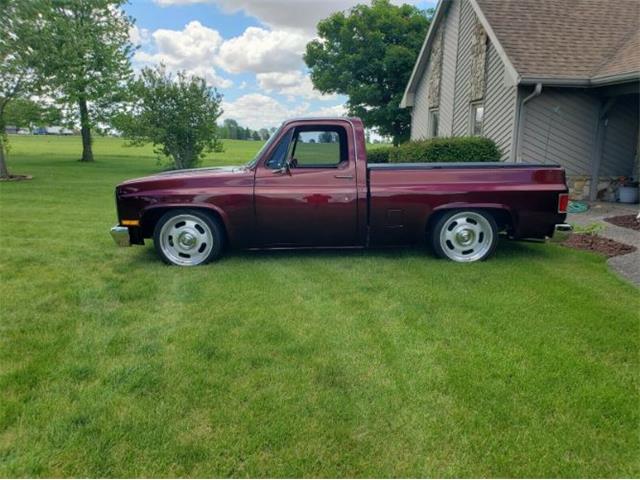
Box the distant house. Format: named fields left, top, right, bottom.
left=33, top=126, right=74, bottom=135
left=401, top=0, right=640, bottom=200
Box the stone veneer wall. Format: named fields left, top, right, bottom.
left=469, top=20, right=487, bottom=101
left=568, top=176, right=628, bottom=202
left=428, top=29, right=444, bottom=108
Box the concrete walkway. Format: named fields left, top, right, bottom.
left=567, top=202, right=640, bottom=286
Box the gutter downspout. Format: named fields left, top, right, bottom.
left=512, top=83, right=542, bottom=162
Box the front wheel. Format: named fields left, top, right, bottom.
left=153, top=209, right=224, bottom=266
left=431, top=210, right=498, bottom=262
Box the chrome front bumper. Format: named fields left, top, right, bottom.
left=555, top=223, right=573, bottom=232
left=110, top=225, right=131, bottom=247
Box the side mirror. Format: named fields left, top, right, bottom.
left=273, top=159, right=292, bottom=175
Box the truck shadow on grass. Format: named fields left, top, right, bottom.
left=131, top=237, right=553, bottom=266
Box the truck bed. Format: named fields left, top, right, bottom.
left=366, top=162, right=567, bottom=245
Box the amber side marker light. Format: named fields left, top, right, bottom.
left=121, top=220, right=140, bottom=227
left=558, top=193, right=569, bottom=214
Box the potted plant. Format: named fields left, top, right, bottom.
left=618, top=177, right=639, bottom=204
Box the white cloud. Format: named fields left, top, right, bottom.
left=306, top=104, right=347, bottom=117
left=133, top=21, right=232, bottom=88
left=221, top=93, right=309, bottom=129
left=221, top=93, right=346, bottom=129
left=215, top=27, right=307, bottom=74
left=129, top=25, right=150, bottom=47
left=256, top=71, right=335, bottom=100
left=154, top=0, right=427, bottom=35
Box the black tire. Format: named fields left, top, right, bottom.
left=431, top=209, right=498, bottom=262
left=153, top=209, right=224, bottom=266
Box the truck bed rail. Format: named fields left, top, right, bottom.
left=368, top=162, right=561, bottom=170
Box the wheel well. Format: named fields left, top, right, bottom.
left=141, top=207, right=228, bottom=244
left=426, top=207, right=514, bottom=235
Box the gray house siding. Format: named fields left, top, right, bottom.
left=451, top=0, right=475, bottom=137
left=414, top=0, right=516, bottom=161
left=600, top=96, right=639, bottom=177
left=519, top=88, right=599, bottom=176
left=483, top=44, right=517, bottom=161
left=410, top=59, right=433, bottom=139
left=438, top=0, right=459, bottom=136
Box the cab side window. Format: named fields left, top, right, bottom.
left=291, top=127, right=347, bottom=168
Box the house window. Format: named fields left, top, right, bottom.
left=429, top=109, right=439, bottom=138
left=470, top=102, right=484, bottom=136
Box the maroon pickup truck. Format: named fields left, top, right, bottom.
left=111, top=117, right=570, bottom=266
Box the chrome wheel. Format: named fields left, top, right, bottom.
left=158, top=213, right=214, bottom=266
left=439, top=211, right=494, bottom=262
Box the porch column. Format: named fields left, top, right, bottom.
left=589, top=97, right=616, bottom=201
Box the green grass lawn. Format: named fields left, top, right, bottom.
left=1, top=135, right=639, bottom=477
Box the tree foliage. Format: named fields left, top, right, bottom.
left=304, top=0, right=430, bottom=145
left=218, top=119, right=270, bottom=141
left=0, top=0, right=44, bottom=178
left=4, top=98, right=62, bottom=129
left=115, top=66, right=224, bottom=170
left=32, top=0, right=134, bottom=161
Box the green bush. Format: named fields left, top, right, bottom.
left=366, top=146, right=393, bottom=163
left=388, top=136, right=501, bottom=163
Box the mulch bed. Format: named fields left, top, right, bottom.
left=0, top=174, right=33, bottom=182
left=604, top=214, right=640, bottom=232
left=562, top=233, right=636, bottom=258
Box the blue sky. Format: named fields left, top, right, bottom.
left=125, top=0, right=436, bottom=130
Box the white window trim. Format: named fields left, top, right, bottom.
left=469, top=101, right=485, bottom=136
left=429, top=108, right=440, bottom=138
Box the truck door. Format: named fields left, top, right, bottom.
left=254, top=124, right=359, bottom=247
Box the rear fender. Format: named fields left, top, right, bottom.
left=425, top=202, right=517, bottom=234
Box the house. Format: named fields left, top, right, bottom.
left=33, top=126, right=74, bottom=135
left=401, top=0, right=640, bottom=200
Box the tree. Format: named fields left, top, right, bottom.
left=318, top=131, right=335, bottom=143
left=259, top=128, right=270, bottom=141
left=34, top=0, right=134, bottom=162
left=251, top=130, right=261, bottom=141
left=114, top=66, right=223, bottom=170
left=304, top=0, right=430, bottom=145
left=223, top=119, right=239, bottom=140
left=0, top=0, right=44, bottom=179
left=5, top=98, right=62, bottom=130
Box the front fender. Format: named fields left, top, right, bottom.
left=139, top=202, right=233, bottom=240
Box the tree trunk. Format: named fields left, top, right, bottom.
left=78, top=97, right=94, bottom=162
left=0, top=135, right=9, bottom=179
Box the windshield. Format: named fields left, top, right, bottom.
left=245, top=124, right=284, bottom=169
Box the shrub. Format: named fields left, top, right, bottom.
left=367, top=146, right=394, bottom=163
left=388, top=136, right=501, bottom=163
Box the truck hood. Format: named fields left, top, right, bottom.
left=120, top=165, right=246, bottom=184
left=116, top=165, right=252, bottom=194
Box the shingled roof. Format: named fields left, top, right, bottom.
left=476, top=0, right=640, bottom=84
left=402, top=0, right=640, bottom=106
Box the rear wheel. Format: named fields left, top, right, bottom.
left=153, top=209, right=224, bottom=266
left=431, top=210, right=498, bottom=262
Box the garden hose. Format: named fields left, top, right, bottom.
left=568, top=201, right=589, bottom=213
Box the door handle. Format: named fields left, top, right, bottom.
left=334, top=174, right=353, bottom=179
